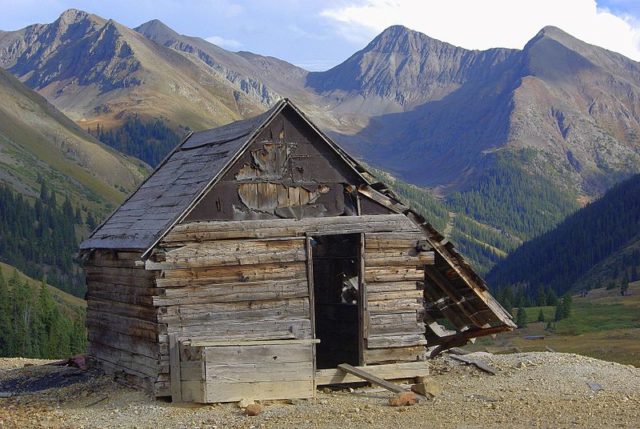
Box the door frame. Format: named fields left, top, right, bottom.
left=305, top=232, right=365, bottom=370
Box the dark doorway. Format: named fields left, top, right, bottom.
left=311, top=234, right=361, bottom=369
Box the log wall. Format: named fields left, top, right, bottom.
left=153, top=231, right=314, bottom=399
left=363, top=231, right=430, bottom=364
left=85, top=251, right=165, bottom=392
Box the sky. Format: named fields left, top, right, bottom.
left=0, top=0, right=639, bottom=71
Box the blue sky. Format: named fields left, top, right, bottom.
left=0, top=1, right=639, bottom=70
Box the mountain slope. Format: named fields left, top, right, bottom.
left=0, top=261, right=86, bottom=359
left=486, top=173, right=640, bottom=295
left=326, top=26, right=640, bottom=197
left=0, top=66, right=145, bottom=210
left=0, top=9, right=269, bottom=132
left=307, top=25, right=517, bottom=115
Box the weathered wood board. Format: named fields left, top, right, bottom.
left=177, top=340, right=318, bottom=403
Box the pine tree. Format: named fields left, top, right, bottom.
left=516, top=307, right=527, bottom=328
left=554, top=293, right=572, bottom=321
left=0, top=268, right=11, bottom=355
left=537, top=309, right=545, bottom=322
left=86, top=212, right=97, bottom=230
left=554, top=302, right=563, bottom=322
left=75, top=207, right=83, bottom=224
left=39, top=178, right=50, bottom=204
left=620, top=281, right=629, bottom=296
left=545, top=321, right=554, bottom=331
left=561, top=293, right=573, bottom=319
left=37, top=278, right=58, bottom=357
left=502, top=286, right=514, bottom=315
left=535, top=284, right=546, bottom=306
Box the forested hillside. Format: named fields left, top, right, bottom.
left=487, top=174, right=640, bottom=298
left=88, top=116, right=184, bottom=167
left=0, top=265, right=86, bottom=358
left=376, top=161, right=573, bottom=275
left=0, top=181, right=90, bottom=297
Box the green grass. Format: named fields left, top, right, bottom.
left=471, top=282, right=640, bottom=366
left=517, top=301, right=639, bottom=335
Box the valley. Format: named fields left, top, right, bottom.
left=472, top=282, right=640, bottom=367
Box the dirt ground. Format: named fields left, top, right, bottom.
left=0, top=352, right=638, bottom=429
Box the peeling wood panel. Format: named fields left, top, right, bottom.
left=184, top=109, right=363, bottom=222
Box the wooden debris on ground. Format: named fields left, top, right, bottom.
left=337, top=363, right=407, bottom=394
left=449, top=355, right=498, bottom=375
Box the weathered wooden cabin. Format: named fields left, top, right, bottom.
left=79, top=99, right=514, bottom=403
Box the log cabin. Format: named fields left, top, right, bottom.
left=79, top=99, right=515, bottom=403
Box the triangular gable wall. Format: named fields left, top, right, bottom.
left=183, top=104, right=392, bottom=222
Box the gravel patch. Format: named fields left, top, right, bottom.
left=0, top=352, right=638, bottom=428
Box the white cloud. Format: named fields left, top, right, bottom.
left=320, top=0, right=640, bottom=60
left=205, top=35, right=242, bottom=49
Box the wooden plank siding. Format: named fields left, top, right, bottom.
left=154, top=214, right=429, bottom=397
left=362, top=232, right=429, bottom=364
left=153, top=233, right=315, bottom=400
left=85, top=250, right=165, bottom=394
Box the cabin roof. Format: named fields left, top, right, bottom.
left=80, top=103, right=284, bottom=251
left=81, top=99, right=371, bottom=252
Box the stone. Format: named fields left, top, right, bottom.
left=245, top=403, right=263, bottom=416
left=388, top=392, right=419, bottom=407
left=411, top=377, right=442, bottom=398
left=587, top=382, right=603, bottom=392
left=237, top=398, right=255, bottom=408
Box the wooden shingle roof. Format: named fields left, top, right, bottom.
left=80, top=102, right=282, bottom=251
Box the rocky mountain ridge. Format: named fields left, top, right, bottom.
left=0, top=9, right=270, bottom=131
left=2, top=10, right=640, bottom=274
left=3, top=11, right=639, bottom=201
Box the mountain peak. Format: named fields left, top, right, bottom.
left=534, top=25, right=577, bottom=43
left=53, top=8, right=106, bottom=30
left=526, top=25, right=589, bottom=53
left=538, top=25, right=567, bottom=36
left=378, top=24, right=413, bottom=36
left=367, top=24, right=440, bottom=52
left=135, top=19, right=180, bottom=44
left=58, top=8, right=91, bottom=23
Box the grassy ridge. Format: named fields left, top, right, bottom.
left=0, top=67, right=148, bottom=216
